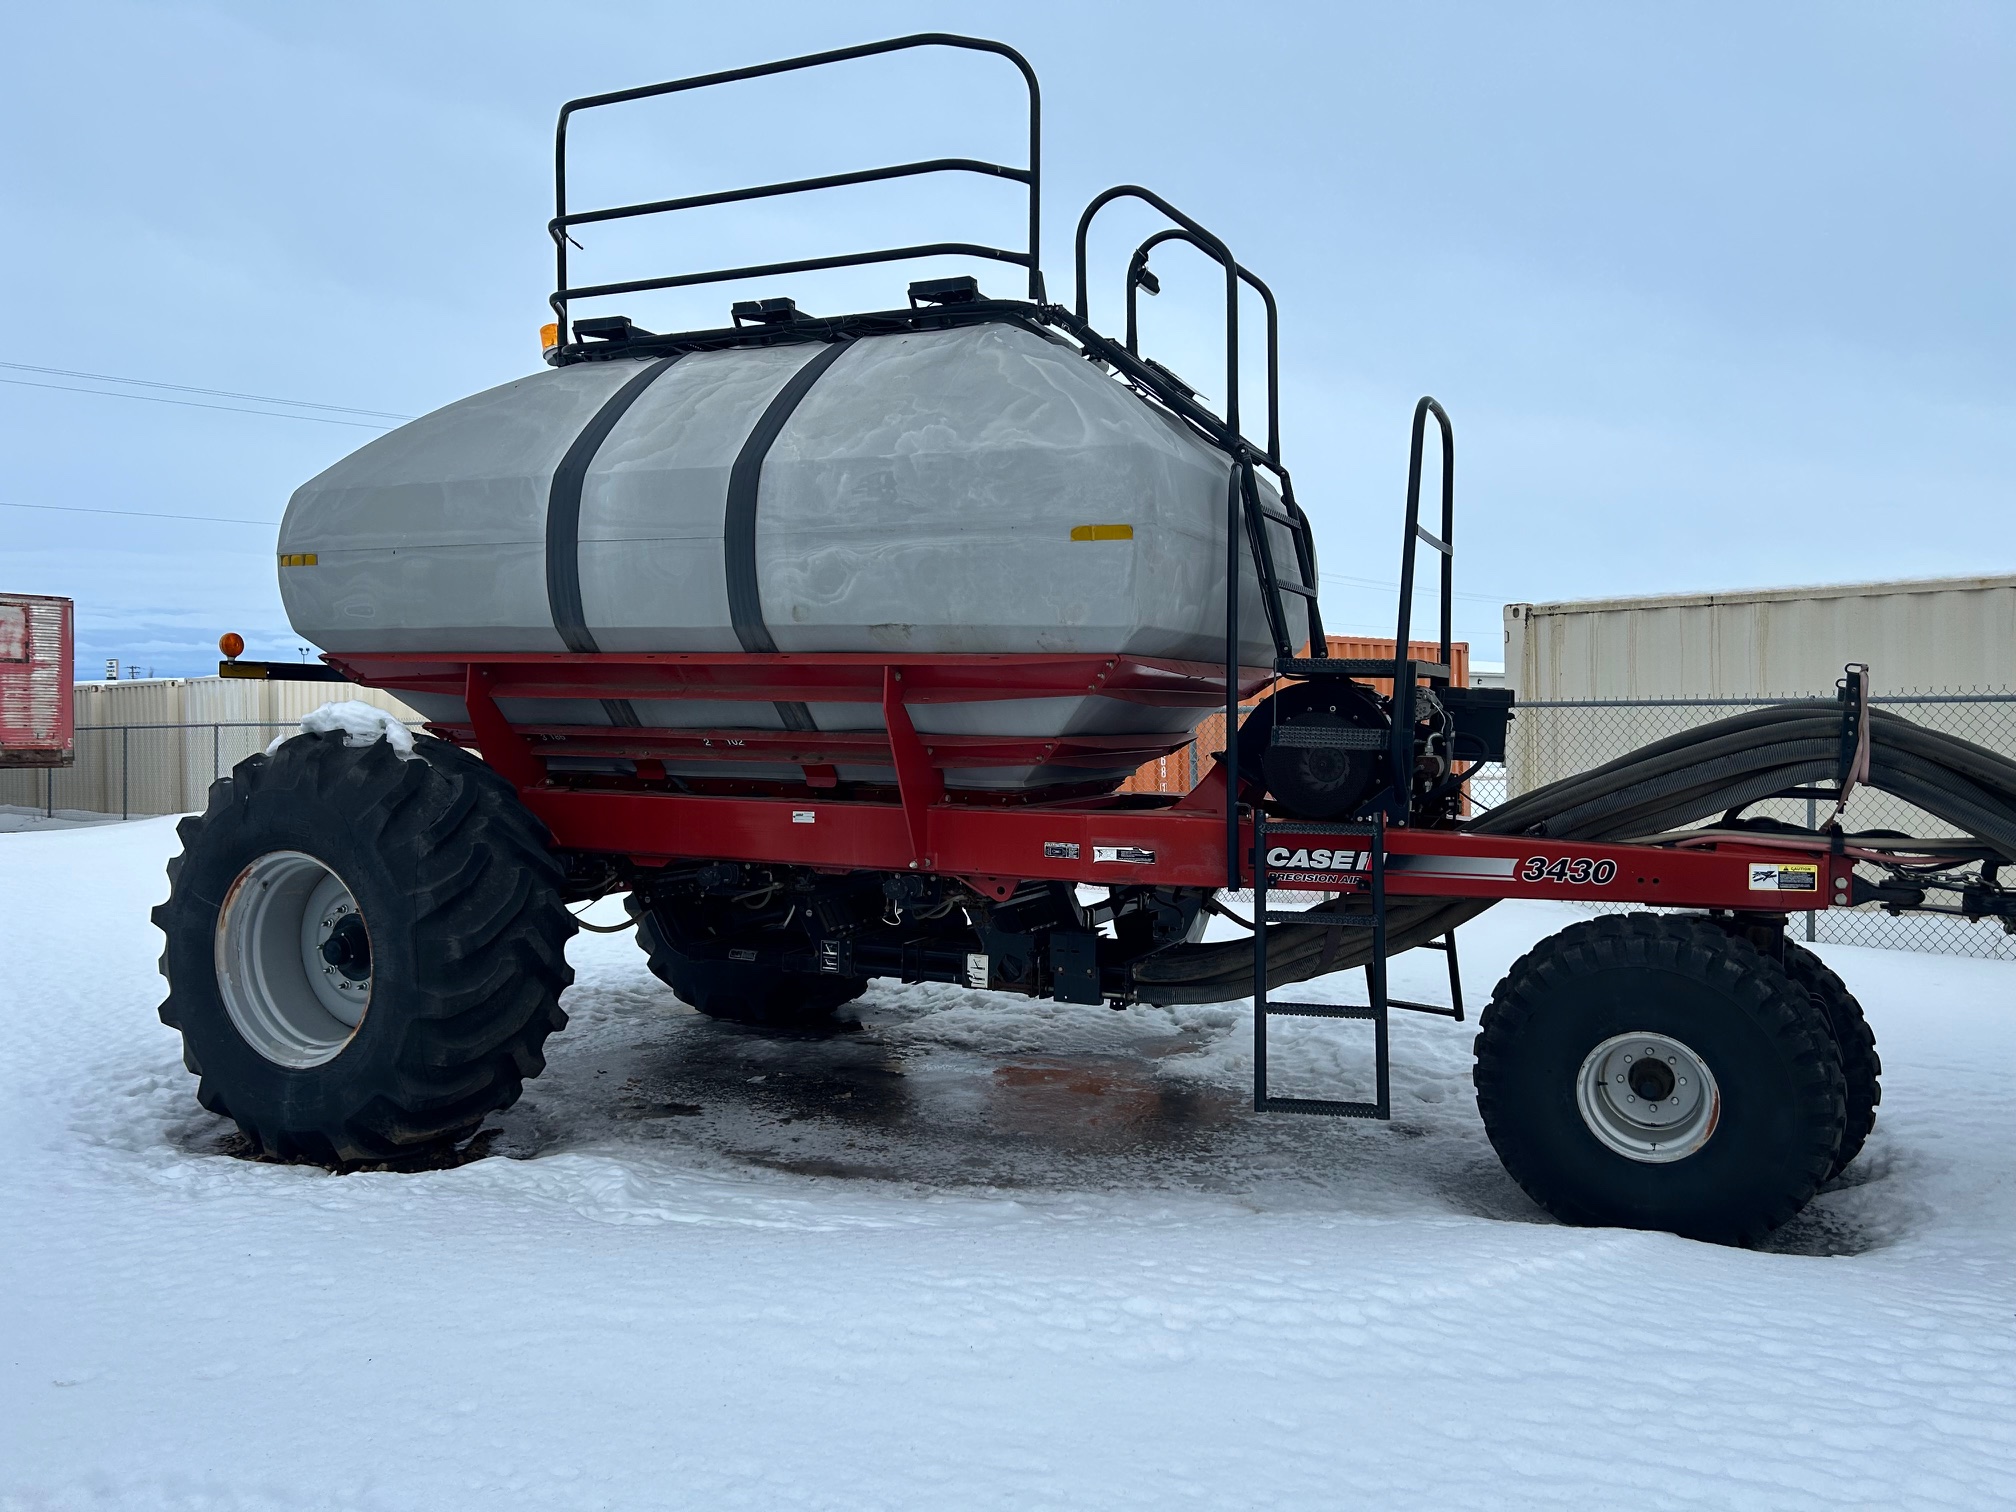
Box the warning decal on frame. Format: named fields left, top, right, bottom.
left=1748, top=863, right=1820, bottom=892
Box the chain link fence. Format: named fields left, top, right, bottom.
left=1496, top=690, right=2016, bottom=959
left=0, top=721, right=420, bottom=823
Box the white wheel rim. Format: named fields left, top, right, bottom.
left=1575, top=1031, right=1720, bottom=1164
left=214, top=850, right=372, bottom=1068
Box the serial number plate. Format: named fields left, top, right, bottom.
left=1518, top=856, right=1619, bottom=885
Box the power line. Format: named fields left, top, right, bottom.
left=0, top=360, right=413, bottom=420
left=1320, top=570, right=1506, bottom=605
left=1, top=499, right=271, bottom=526
left=0, top=376, right=396, bottom=429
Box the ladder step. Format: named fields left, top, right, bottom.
left=1256, top=504, right=1299, bottom=527
left=1388, top=997, right=1462, bottom=1020
left=1270, top=581, right=1319, bottom=599
left=1271, top=724, right=1387, bottom=750
left=1262, top=911, right=1375, bottom=927
left=1271, top=657, right=1445, bottom=682
left=1261, top=818, right=1375, bottom=836
left=1312, top=658, right=1399, bottom=675
left=1295, top=657, right=1449, bottom=679
left=1258, top=1095, right=1386, bottom=1120
left=1273, top=656, right=1340, bottom=677
left=1261, top=1001, right=1381, bottom=1020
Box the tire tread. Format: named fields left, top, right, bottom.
left=154, top=732, right=574, bottom=1163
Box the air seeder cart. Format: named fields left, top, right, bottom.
left=157, top=36, right=2016, bottom=1244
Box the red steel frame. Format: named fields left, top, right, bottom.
left=331, top=650, right=1854, bottom=915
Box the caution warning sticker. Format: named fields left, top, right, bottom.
left=1748, top=863, right=1820, bottom=892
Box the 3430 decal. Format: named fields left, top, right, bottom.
left=1518, top=855, right=1618, bottom=886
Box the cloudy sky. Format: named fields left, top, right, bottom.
left=3, top=1, right=2008, bottom=678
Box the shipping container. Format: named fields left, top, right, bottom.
left=1501, top=576, right=2016, bottom=812
left=0, top=593, right=74, bottom=768
left=1504, top=574, right=2016, bottom=703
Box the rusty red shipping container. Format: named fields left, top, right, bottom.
left=0, top=593, right=75, bottom=767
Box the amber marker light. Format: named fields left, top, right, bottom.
left=540, top=322, right=560, bottom=353
left=218, top=632, right=245, bottom=661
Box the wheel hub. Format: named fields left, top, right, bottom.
left=319, top=910, right=372, bottom=981
left=214, top=850, right=372, bottom=1068
left=1575, top=1031, right=1720, bottom=1164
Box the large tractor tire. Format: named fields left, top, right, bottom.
left=1781, top=940, right=1881, bottom=1179
left=1472, top=913, right=1845, bottom=1245
left=629, top=898, right=867, bottom=1029
left=154, top=731, right=575, bottom=1164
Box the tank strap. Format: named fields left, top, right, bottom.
left=544, top=353, right=685, bottom=726
left=723, top=338, right=855, bottom=732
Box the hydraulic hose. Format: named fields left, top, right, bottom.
left=1135, top=702, right=2016, bottom=1005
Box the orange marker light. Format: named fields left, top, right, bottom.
left=218, top=632, right=245, bottom=660
left=540, top=322, right=560, bottom=352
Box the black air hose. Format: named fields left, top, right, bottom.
left=1871, top=711, right=2016, bottom=803
left=1608, top=762, right=1841, bottom=842
left=1485, top=714, right=1844, bottom=832
left=1526, top=737, right=1838, bottom=837
left=1134, top=702, right=2016, bottom=1005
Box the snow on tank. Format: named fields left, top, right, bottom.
left=278, top=317, right=1306, bottom=790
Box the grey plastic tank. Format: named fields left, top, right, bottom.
left=278, top=318, right=1308, bottom=790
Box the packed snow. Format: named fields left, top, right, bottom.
left=2, top=817, right=2013, bottom=1509
left=266, top=702, right=416, bottom=758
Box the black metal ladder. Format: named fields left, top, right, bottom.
left=1238, top=459, right=1326, bottom=664
left=1250, top=809, right=1465, bottom=1119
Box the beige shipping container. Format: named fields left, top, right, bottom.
left=0, top=676, right=418, bottom=819
left=1502, top=574, right=2016, bottom=821
left=1505, top=573, right=2016, bottom=703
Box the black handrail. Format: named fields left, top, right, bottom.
left=1124, top=232, right=1317, bottom=662
left=1072, top=187, right=1240, bottom=440
left=1124, top=229, right=1281, bottom=466
left=562, top=244, right=1034, bottom=305
left=1385, top=396, right=1455, bottom=820
left=1071, top=186, right=1254, bottom=883
left=557, top=157, right=1030, bottom=231
left=551, top=34, right=1043, bottom=342
left=1071, top=187, right=1338, bottom=880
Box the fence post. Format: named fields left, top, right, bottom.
left=1804, top=793, right=1818, bottom=941
left=121, top=726, right=130, bottom=821
left=45, top=764, right=53, bottom=819
left=213, top=723, right=221, bottom=782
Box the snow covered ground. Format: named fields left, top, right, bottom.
left=0, top=805, right=125, bottom=835
left=3, top=817, right=2013, bottom=1509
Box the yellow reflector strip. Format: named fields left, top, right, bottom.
left=279, top=553, right=318, bottom=568
left=1069, top=524, right=1134, bottom=542
left=540, top=322, right=560, bottom=351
